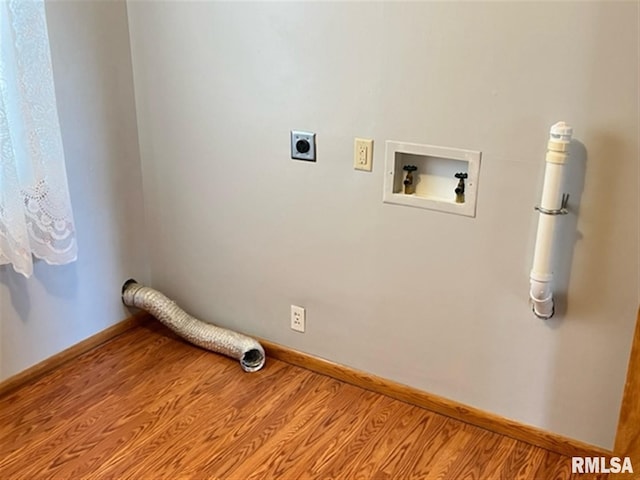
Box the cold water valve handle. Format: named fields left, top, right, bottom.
left=403, top=165, right=418, bottom=195
left=454, top=172, right=467, bottom=203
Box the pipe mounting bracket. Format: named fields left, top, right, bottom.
left=534, top=193, right=570, bottom=216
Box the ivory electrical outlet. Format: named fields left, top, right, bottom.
left=354, top=138, right=373, bottom=171
left=291, top=305, right=305, bottom=333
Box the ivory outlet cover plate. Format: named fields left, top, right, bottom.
left=291, top=305, right=305, bottom=333
left=354, top=138, right=373, bottom=171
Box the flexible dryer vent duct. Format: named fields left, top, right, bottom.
left=122, top=280, right=265, bottom=372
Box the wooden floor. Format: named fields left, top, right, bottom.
left=0, top=324, right=602, bottom=480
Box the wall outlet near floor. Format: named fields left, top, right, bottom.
left=290, top=305, right=305, bottom=333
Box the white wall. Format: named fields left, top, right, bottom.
left=127, top=1, right=638, bottom=448
left=0, top=1, right=148, bottom=379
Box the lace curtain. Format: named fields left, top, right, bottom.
left=0, top=0, right=77, bottom=278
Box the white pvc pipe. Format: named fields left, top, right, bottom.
left=530, top=122, right=572, bottom=319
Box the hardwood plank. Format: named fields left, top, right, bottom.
left=370, top=412, right=447, bottom=480
left=98, top=363, right=309, bottom=480
left=0, top=324, right=598, bottom=479
left=331, top=402, right=425, bottom=480
left=0, top=323, right=182, bottom=451
left=439, top=428, right=504, bottom=480
left=415, top=422, right=477, bottom=480
left=227, top=386, right=381, bottom=479
left=183, top=375, right=344, bottom=479
left=0, top=311, right=149, bottom=398
left=304, top=395, right=404, bottom=479
left=400, top=416, right=470, bottom=479
left=261, top=338, right=611, bottom=459
left=287, top=392, right=397, bottom=479
left=33, top=354, right=221, bottom=479
left=496, top=440, right=546, bottom=480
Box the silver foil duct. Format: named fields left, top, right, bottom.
left=122, top=280, right=265, bottom=372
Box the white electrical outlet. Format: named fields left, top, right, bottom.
left=354, top=137, right=373, bottom=172
left=290, top=305, right=305, bottom=333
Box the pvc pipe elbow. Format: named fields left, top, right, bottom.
left=529, top=278, right=554, bottom=320
left=531, top=298, right=554, bottom=320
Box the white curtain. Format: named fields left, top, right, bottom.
left=0, top=0, right=77, bottom=278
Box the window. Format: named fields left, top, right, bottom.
left=0, top=0, right=76, bottom=277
